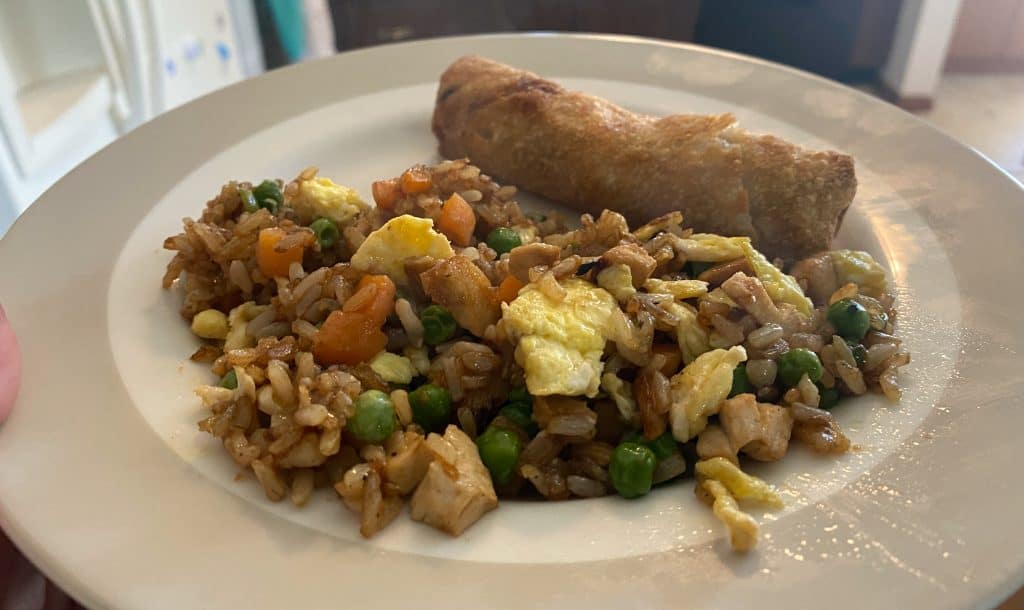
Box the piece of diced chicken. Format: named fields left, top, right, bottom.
left=792, top=417, right=851, bottom=454
left=420, top=256, right=500, bottom=337
left=599, top=243, right=657, bottom=287
left=410, top=425, right=498, bottom=535
left=790, top=252, right=837, bottom=306
left=383, top=430, right=433, bottom=495
left=718, top=394, right=794, bottom=461
left=721, top=272, right=781, bottom=325
left=360, top=469, right=403, bottom=538
left=508, top=242, right=561, bottom=283
left=696, top=424, right=737, bottom=463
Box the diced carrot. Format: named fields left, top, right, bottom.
left=312, top=310, right=387, bottom=365
left=372, top=178, right=400, bottom=210
left=437, top=193, right=476, bottom=247
left=652, top=343, right=683, bottom=377
left=257, top=227, right=305, bottom=278
left=496, top=275, right=524, bottom=303
left=343, top=274, right=396, bottom=326
left=400, top=168, right=432, bottom=194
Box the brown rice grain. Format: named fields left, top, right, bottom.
left=395, top=298, right=424, bottom=347
left=292, top=320, right=319, bottom=341
left=567, top=475, right=606, bottom=498
left=457, top=407, right=477, bottom=439
left=747, top=323, right=783, bottom=349
left=442, top=356, right=463, bottom=401
left=866, top=343, right=898, bottom=372
left=459, top=189, right=483, bottom=202
left=290, top=469, right=315, bottom=506
left=229, top=259, right=253, bottom=294
left=267, top=360, right=296, bottom=406
left=251, top=458, right=287, bottom=501
left=391, top=389, right=413, bottom=426
left=745, top=359, right=777, bottom=387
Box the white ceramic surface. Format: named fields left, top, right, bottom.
left=0, top=34, right=1021, bottom=609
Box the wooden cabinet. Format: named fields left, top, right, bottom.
left=946, top=0, right=1024, bottom=71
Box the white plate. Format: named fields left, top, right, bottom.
left=1, top=33, right=1022, bottom=609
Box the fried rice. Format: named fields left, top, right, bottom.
left=162, top=159, right=909, bottom=551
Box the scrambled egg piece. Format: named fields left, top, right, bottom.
left=289, top=176, right=368, bottom=225
left=701, top=479, right=760, bottom=552
left=696, top=457, right=782, bottom=552
left=224, top=301, right=269, bottom=350
left=695, top=457, right=783, bottom=507
left=738, top=241, right=813, bottom=316
left=675, top=235, right=812, bottom=315
left=351, top=215, right=454, bottom=286
left=369, top=352, right=417, bottom=384
left=643, top=278, right=709, bottom=300
left=596, top=264, right=636, bottom=303
left=502, top=278, right=618, bottom=397
left=669, top=346, right=747, bottom=441
left=831, top=249, right=887, bottom=298
left=675, top=234, right=747, bottom=262
left=663, top=302, right=711, bottom=364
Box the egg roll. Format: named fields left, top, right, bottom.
left=431, top=56, right=856, bottom=261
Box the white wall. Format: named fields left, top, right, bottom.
left=881, top=0, right=963, bottom=99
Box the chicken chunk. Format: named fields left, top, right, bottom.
left=410, top=425, right=498, bottom=535
left=721, top=272, right=781, bottom=325
left=508, top=242, right=561, bottom=283
left=696, top=424, right=737, bottom=463
left=383, top=431, right=433, bottom=495
left=792, top=419, right=851, bottom=454
left=719, top=393, right=794, bottom=461
left=790, top=252, right=837, bottom=305
left=420, top=255, right=500, bottom=337
left=599, top=243, right=657, bottom=287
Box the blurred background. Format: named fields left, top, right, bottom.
left=1, top=0, right=1023, bottom=238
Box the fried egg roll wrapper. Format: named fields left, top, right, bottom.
left=432, top=56, right=856, bottom=261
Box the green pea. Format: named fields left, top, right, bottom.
left=219, top=369, right=238, bottom=389
left=408, top=383, right=452, bottom=432
left=498, top=402, right=537, bottom=436
left=645, top=431, right=678, bottom=461
left=827, top=298, right=871, bottom=340
left=485, top=227, right=522, bottom=255
left=846, top=340, right=868, bottom=368
left=729, top=363, right=752, bottom=397
left=609, top=442, right=657, bottom=499
left=348, top=390, right=397, bottom=443
left=622, top=430, right=677, bottom=461
left=420, top=305, right=457, bottom=345
left=476, top=426, right=522, bottom=485
left=252, top=179, right=283, bottom=213
left=778, top=348, right=823, bottom=386
left=818, top=384, right=841, bottom=410
left=238, top=188, right=259, bottom=212
left=508, top=386, right=531, bottom=405
left=309, top=217, right=339, bottom=249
